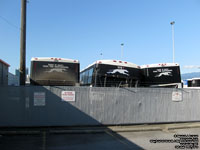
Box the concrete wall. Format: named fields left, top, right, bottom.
left=0, top=86, right=200, bottom=127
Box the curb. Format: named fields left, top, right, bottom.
left=1, top=122, right=200, bottom=135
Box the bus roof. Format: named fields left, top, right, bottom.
left=31, top=57, right=79, bottom=63
left=140, top=63, right=179, bottom=69
left=81, top=60, right=140, bottom=72
left=192, top=78, right=200, bottom=80
left=187, top=79, right=193, bottom=81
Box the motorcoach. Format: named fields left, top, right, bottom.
left=191, top=78, right=200, bottom=87
left=30, top=57, right=79, bottom=86
left=80, top=60, right=141, bottom=87
left=140, top=63, right=181, bottom=88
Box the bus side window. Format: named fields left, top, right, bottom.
left=80, top=73, right=84, bottom=84
left=88, top=68, right=93, bottom=84
left=84, top=70, right=87, bottom=84
left=81, top=72, right=85, bottom=84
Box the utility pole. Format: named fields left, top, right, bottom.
left=20, top=0, right=27, bottom=85
left=170, top=21, right=175, bottom=63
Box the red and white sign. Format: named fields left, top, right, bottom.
left=172, top=91, right=182, bottom=102
left=61, top=91, right=75, bottom=102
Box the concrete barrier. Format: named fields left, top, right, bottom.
left=0, top=86, right=199, bottom=127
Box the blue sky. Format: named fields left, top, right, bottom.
left=1, top=0, right=200, bottom=74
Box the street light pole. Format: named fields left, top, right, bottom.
left=100, top=52, right=103, bottom=60
left=170, top=21, right=175, bottom=63
left=121, top=43, right=124, bottom=60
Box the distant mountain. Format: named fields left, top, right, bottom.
left=181, top=72, right=200, bottom=80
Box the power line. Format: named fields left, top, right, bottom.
left=0, top=15, right=20, bottom=30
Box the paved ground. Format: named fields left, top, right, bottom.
left=0, top=132, right=142, bottom=150
left=118, top=128, right=200, bottom=150
left=0, top=123, right=200, bottom=150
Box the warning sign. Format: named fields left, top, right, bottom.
left=34, top=92, right=46, bottom=106
left=172, top=91, right=182, bottom=102
left=61, top=91, right=75, bottom=102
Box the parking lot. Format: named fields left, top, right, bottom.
left=0, top=123, right=200, bottom=150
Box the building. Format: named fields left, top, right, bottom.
left=15, top=68, right=29, bottom=78
left=0, top=59, right=10, bottom=86
left=15, top=68, right=29, bottom=85
left=8, top=72, right=19, bottom=86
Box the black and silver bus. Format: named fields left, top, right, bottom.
left=140, top=63, right=181, bottom=88
left=191, top=78, right=200, bottom=87
left=30, top=57, right=79, bottom=86
left=187, top=79, right=192, bottom=87
left=80, top=60, right=141, bottom=87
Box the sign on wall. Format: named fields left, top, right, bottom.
left=61, top=91, right=75, bottom=102
left=172, top=91, right=182, bottom=102
left=34, top=92, right=46, bottom=106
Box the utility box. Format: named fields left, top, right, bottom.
left=0, top=59, right=10, bottom=86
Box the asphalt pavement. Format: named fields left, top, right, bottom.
left=0, top=122, right=200, bottom=150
